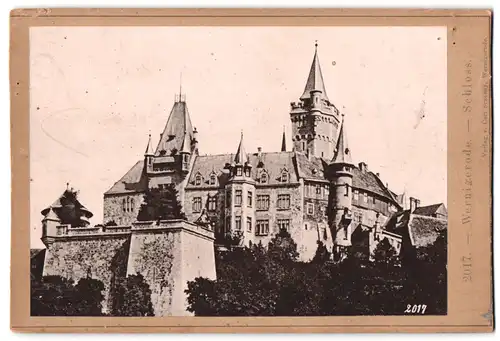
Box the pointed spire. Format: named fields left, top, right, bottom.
left=281, top=126, right=287, bottom=152
left=145, top=133, right=154, bottom=156
left=332, top=116, right=352, bottom=164
left=180, top=129, right=191, bottom=154
left=300, top=42, right=329, bottom=102
left=234, top=130, right=249, bottom=165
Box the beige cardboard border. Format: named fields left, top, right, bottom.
left=10, top=8, right=493, bottom=333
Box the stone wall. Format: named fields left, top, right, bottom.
left=126, top=227, right=181, bottom=316
left=103, top=193, right=144, bottom=226
left=43, top=235, right=131, bottom=314
left=125, top=221, right=215, bottom=316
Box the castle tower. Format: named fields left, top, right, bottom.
left=326, top=117, right=354, bottom=260
left=225, top=132, right=256, bottom=246
left=290, top=43, right=342, bottom=159
left=41, top=207, right=61, bottom=247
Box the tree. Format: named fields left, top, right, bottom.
left=267, top=228, right=299, bottom=263
left=31, top=275, right=105, bottom=316
left=372, top=238, right=400, bottom=267
left=111, top=273, right=154, bottom=316
left=137, top=185, right=186, bottom=221
left=58, top=189, right=85, bottom=227
left=31, top=275, right=76, bottom=316
left=73, top=277, right=105, bottom=316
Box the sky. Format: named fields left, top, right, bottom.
left=30, top=26, right=447, bottom=248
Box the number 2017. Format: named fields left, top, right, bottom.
left=404, top=304, right=427, bottom=314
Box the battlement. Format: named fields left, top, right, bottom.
left=43, top=220, right=214, bottom=243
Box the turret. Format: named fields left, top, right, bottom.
left=41, top=207, right=60, bottom=246
left=144, top=133, right=154, bottom=173
left=180, top=130, right=191, bottom=173
left=224, top=132, right=256, bottom=247
left=326, top=116, right=355, bottom=260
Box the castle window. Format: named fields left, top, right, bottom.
left=209, top=174, right=216, bottom=185
left=344, top=184, right=349, bottom=196
left=208, top=196, right=217, bottom=211
left=372, top=196, right=377, bottom=205
left=247, top=217, right=252, bottom=232
left=321, top=152, right=324, bottom=157
left=316, top=184, right=322, bottom=195
left=247, top=191, right=253, bottom=207
left=280, top=170, right=289, bottom=183
left=277, top=219, right=290, bottom=232
left=235, top=216, right=241, bottom=231
left=260, top=172, right=268, bottom=184
left=122, top=198, right=126, bottom=212
left=354, top=190, right=359, bottom=201
left=192, top=197, right=202, bottom=213
left=256, top=195, right=270, bottom=211
left=324, top=185, right=329, bottom=197
left=236, top=167, right=242, bottom=176
left=226, top=190, right=231, bottom=207
left=148, top=157, right=152, bottom=165
left=302, top=141, right=306, bottom=151
left=277, top=194, right=291, bottom=210
left=195, top=174, right=202, bottom=186
left=235, top=190, right=242, bottom=206
left=256, top=220, right=269, bottom=236
left=307, top=203, right=315, bottom=215
left=364, top=192, right=368, bottom=203
left=244, top=168, right=251, bottom=177
left=130, top=198, right=135, bottom=212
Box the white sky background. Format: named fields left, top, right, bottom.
left=29, top=26, right=447, bottom=249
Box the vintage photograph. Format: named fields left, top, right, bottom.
left=29, top=26, right=448, bottom=317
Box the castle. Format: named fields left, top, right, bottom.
left=33, top=44, right=447, bottom=316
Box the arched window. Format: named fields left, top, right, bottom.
left=260, top=171, right=268, bottom=184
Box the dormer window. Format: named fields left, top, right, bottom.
left=260, top=171, right=268, bottom=184
left=236, top=167, right=242, bottom=176
left=209, top=173, right=216, bottom=185
left=244, top=168, right=251, bottom=177
left=195, top=174, right=202, bottom=186
left=280, top=170, right=289, bottom=183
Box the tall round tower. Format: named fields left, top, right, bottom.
left=326, top=116, right=355, bottom=261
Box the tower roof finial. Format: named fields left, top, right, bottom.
left=300, top=41, right=329, bottom=101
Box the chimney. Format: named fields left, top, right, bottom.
left=359, top=162, right=368, bottom=173
left=409, top=197, right=418, bottom=213
left=257, top=147, right=262, bottom=157
left=415, top=198, right=421, bottom=209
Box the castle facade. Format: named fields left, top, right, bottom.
left=100, top=44, right=445, bottom=261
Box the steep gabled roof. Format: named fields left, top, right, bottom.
left=414, top=203, right=447, bottom=217
left=41, top=189, right=93, bottom=218
left=234, top=132, right=249, bottom=165
left=408, top=215, right=447, bottom=248
left=331, top=119, right=352, bottom=164
left=187, top=152, right=299, bottom=188
left=155, top=101, right=193, bottom=156
left=104, top=160, right=148, bottom=195
left=300, top=44, right=329, bottom=102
